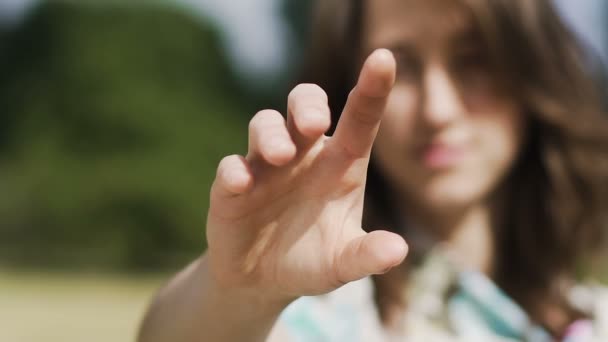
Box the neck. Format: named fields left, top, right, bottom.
left=404, top=200, right=495, bottom=274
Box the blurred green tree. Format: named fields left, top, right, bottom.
left=282, top=0, right=313, bottom=49
left=0, top=1, right=253, bottom=271
left=280, top=0, right=313, bottom=84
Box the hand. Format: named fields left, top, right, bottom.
left=205, top=49, right=408, bottom=303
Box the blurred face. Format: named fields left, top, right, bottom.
left=365, top=0, right=526, bottom=214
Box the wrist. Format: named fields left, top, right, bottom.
left=198, top=253, right=292, bottom=319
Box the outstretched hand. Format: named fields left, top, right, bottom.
left=206, top=49, right=408, bottom=303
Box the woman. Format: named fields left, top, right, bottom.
left=138, top=0, right=608, bottom=340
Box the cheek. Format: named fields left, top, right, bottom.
left=423, top=109, right=524, bottom=206
left=463, top=80, right=525, bottom=179
left=375, top=84, right=418, bottom=152
left=372, top=84, right=422, bottom=197
left=460, top=70, right=505, bottom=110
left=453, top=103, right=524, bottom=209
left=473, top=109, right=524, bottom=176
left=372, top=80, right=525, bottom=209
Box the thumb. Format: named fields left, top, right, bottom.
left=336, top=230, right=408, bottom=284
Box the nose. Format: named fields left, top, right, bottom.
left=420, top=63, right=464, bottom=129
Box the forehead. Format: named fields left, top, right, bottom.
left=364, top=0, right=477, bottom=51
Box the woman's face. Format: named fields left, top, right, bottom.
left=365, top=0, right=526, bottom=214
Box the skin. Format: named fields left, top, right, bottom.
left=366, top=0, right=525, bottom=271
left=138, top=50, right=407, bottom=342
left=137, top=1, right=527, bottom=340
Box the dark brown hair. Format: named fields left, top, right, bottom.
left=298, top=0, right=608, bottom=333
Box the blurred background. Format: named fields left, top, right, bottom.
left=0, top=0, right=605, bottom=341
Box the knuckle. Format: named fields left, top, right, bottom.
left=288, top=83, right=310, bottom=100
left=248, top=116, right=260, bottom=133
left=346, top=93, right=382, bottom=126
left=217, top=155, right=239, bottom=176
left=248, top=111, right=267, bottom=133
left=249, top=113, right=287, bottom=150
left=289, top=84, right=328, bottom=107
left=352, top=107, right=377, bottom=126
left=250, top=110, right=282, bottom=132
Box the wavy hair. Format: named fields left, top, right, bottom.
left=298, top=0, right=608, bottom=330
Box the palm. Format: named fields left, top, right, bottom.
left=206, top=50, right=408, bottom=301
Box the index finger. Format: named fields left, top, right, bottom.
left=332, top=49, right=396, bottom=158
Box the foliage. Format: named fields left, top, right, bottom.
left=0, top=2, right=254, bottom=270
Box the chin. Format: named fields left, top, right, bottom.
left=420, top=177, right=490, bottom=211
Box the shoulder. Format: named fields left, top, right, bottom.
left=271, top=277, right=386, bottom=341
left=568, top=282, right=608, bottom=339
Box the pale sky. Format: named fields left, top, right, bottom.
left=0, top=0, right=606, bottom=78
left=554, top=0, right=608, bottom=64
left=0, top=0, right=291, bottom=80
left=0, top=0, right=39, bottom=26
left=176, top=0, right=292, bottom=80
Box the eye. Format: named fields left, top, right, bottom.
left=392, top=49, right=421, bottom=82
left=451, top=47, right=498, bottom=97
left=452, top=49, right=490, bottom=73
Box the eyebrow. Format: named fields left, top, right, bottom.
left=363, top=20, right=483, bottom=57
left=449, top=28, right=484, bottom=49
left=385, top=43, right=417, bottom=56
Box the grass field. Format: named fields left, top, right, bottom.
left=0, top=269, right=167, bottom=342
left=1, top=267, right=605, bottom=342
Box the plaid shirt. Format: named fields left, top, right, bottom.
left=276, top=248, right=608, bottom=341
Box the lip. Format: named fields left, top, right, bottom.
left=417, top=142, right=466, bottom=169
